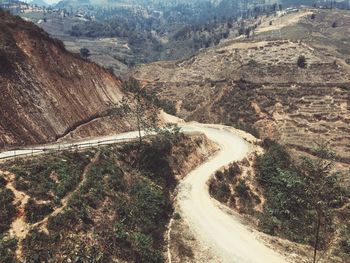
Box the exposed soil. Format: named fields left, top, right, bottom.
left=0, top=11, right=127, bottom=147
left=256, top=10, right=313, bottom=33
left=1, top=171, right=30, bottom=259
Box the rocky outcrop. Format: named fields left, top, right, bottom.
left=0, top=11, right=124, bottom=147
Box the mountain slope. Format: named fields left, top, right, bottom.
left=0, top=10, right=124, bottom=147
left=132, top=9, right=350, bottom=171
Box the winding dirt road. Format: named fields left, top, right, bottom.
left=0, top=119, right=287, bottom=263
left=178, top=123, right=287, bottom=263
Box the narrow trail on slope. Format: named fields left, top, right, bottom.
left=31, top=151, right=100, bottom=233
left=1, top=151, right=100, bottom=261
left=1, top=171, right=31, bottom=260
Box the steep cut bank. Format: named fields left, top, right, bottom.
left=0, top=10, right=124, bottom=147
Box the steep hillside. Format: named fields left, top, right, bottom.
left=0, top=133, right=215, bottom=262
left=256, top=9, right=350, bottom=59
left=0, top=10, right=125, bottom=147
left=132, top=9, right=350, bottom=171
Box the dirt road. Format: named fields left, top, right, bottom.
left=178, top=123, right=287, bottom=263
left=0, top=119, right=287, bottom=262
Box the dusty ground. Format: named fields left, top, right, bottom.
left=167, top=205, right=222, bottom=263
left=2, top=171, right=31, bottom=260
left=256, top=10, right=313, bottom=34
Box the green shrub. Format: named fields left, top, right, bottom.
left=233, top=122, right=260, bottom=138
left=214, top=170, right=224, bottom=181
left=131, top=232, right=162, bottom=263
left=129, top=179, right=170, bottom=233
left=227, top=163, right=241, bottom=177
left=256, top=140, right=345, bottom=248
left=22, top=230, right=55, bottom=262
left=0, top=135, right=185, bottom=262
left=114, top=221, right=129, bottom=241
left=297, top=55, right=307, bottom=68
left=235, top=180, right=250, bottom=200
left=124, top=139, right=176, bottom=189
left=0, top=177, right=6, bottom=187
left=338, top=225, right=350, bottom=255
left=209, top=180, right=231, bottom=203
left=6, top=152, right=90, bottom=202
left=47, top=209, right=79, bottom=231
left=107, top=172, right=126, bottom=192
left=156, top=99, right=177, bottom=115
left=0, top=188, right=16, bottom=234
left=24, top=199, right=53, bottom=224
left=173, top=212, right=181, bottom=220
left=0, top=235, right=17, bottom=263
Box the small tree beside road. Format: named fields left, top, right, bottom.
left=111, top=78, right=159, bottom=148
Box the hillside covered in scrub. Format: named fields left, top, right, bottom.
left=0, top=131, right=214, bottom=262
left=209, top=139, right=350, bottom=262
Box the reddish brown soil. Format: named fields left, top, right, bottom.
left=0, top=11, right=124, bottom=147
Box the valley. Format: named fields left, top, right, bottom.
left=17, top=0, right=282, bottom=75
left=0, top=2, right=349, bottom=263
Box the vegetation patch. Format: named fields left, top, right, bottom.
left=297, top=55, right=307, bottom=68
left=212, top=81, right=260, bottom=138
left=256, top=139, right=348, bottom=261
left=1, top=151, right=92, bottom=206
left=209, top=162, right=261, bottom=213
left=0, top=161, right=17, bottom=262
left=0, top=130, right=204, bottom=262
left=20, top=143, right=174, bottom=262
left=337, top=224, right=350, bottom=257
left=209, top=137, right=349, bottom=261
left=122, top=78, right=177, bottom=115
left=24, top=199, right=54, bottom=224
left=0, top=181, right=16, bottom=235
left=0, top=235, right=17, bottom=263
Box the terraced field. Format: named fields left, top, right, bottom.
left=251, top=85, right=349, bottom=163
left=133, top=25, right=350, bottom=173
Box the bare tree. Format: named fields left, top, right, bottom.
left=111, top=78, right=159, bottom=148
left=300, top=142, right=345, bottom=263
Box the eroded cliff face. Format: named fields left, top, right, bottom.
left=0, top=11, right=124, bottom=146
